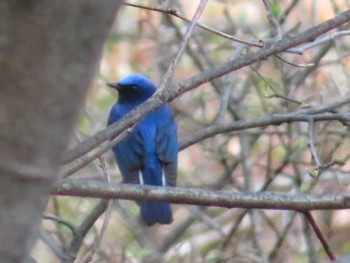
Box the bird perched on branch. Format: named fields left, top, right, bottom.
left=107, top=74, right=178, bottom=226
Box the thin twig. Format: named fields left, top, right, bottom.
left=302, top=212, right=318, bottom=263
left=157, top=0, right=209, bottom=93
left=262, top=0, right=283, bottom=39
left=79, top=157, right=112, bottom=263
left=52, top=197, right=69, bottom=248
left=42, top=214, right=76, bottom=234
left=40, top=232, right=66, bottom=260
left=318, top=51, right=350, bottom=67
left=216, top=44, right=247, bottom=124
left=308, top=118, right=322, bottom=167
left=269, top=212, right=298, bottom=260
left=240, top=127, right=269, bottom=262
left=278, top=0, right=300, bottom=24
left=304, top=211, right=336, bottom=261
left=61, top=200, right=108, bottom=263
left=123, top=1, right=262, bottom=47
left=63, top=128, right=131, bottom=178
left=292, top=30, right=350, bottom=54
left=188, top=206, right=226, bottom=237
left=275, top=54, right=315, bottom=68
left=265, top=92, right=303, bottom=105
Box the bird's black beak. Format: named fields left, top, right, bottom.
left=107, top=82, right=120, bottom=90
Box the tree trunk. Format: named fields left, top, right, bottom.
left=0, top=1, right=121, bottom=262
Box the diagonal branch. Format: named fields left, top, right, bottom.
left=63, top=9, right=350, bottom=164
left=157, top=0, right=208, bottom=93
left=303, top=211, right=335, bottom=261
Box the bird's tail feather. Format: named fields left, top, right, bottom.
left=140, top=201, right=172, bottom=226
left=140, top=165, right=172, bottom=225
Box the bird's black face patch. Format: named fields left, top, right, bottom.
left=117, top=85, right=144, bottom=104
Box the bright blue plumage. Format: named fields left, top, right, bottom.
left=107, top=74, right=178, bottom=226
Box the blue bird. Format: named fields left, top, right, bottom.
left=107, top=74, right=178, bottom=226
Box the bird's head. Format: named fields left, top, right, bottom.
left=107, top=74, right=157, bottom=104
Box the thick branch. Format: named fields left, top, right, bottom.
left=63, top=9, right=350, bottom=164
left=54, top=181, right=350, bottom=211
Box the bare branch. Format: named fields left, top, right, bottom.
left=216, top=44, right=247, bottom=124
left=63, top=9, right=350, bottom=165
left=180, top=110, right=350, bottom=151
left=262, top=0, right=283, bottom=39
left=63, top=128, right=131, bottom=178
left=78, top=157, right=112, bottom=263
left=157, top=0, right=208, bottom=92
left=42, top=214, right=76, bottom=234
left=54, top=180, right=350, bottom=211
left=293, top=30, right=350, bottom=53
left=123, top=1, right=262, bottom=47
left=308, top=118, right=322, bottom=167
left=303, top=212, right=335, bottom=261
left=275, top=54, right=315, bottom=68
left=61, top=200, right=108, bottom=263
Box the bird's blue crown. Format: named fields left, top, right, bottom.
left=119, top=73, right=157, bottom=92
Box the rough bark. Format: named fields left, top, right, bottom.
left=0, top=1, right=121, bottom=262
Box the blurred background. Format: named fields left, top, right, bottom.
left=34, top=0, right=350, bottom=262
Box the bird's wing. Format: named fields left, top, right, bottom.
left=112, top=128, right=144, bottom=184
left=108, top=105, right=144, bottom=184
left=156, top=119, right=178, bottom=187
